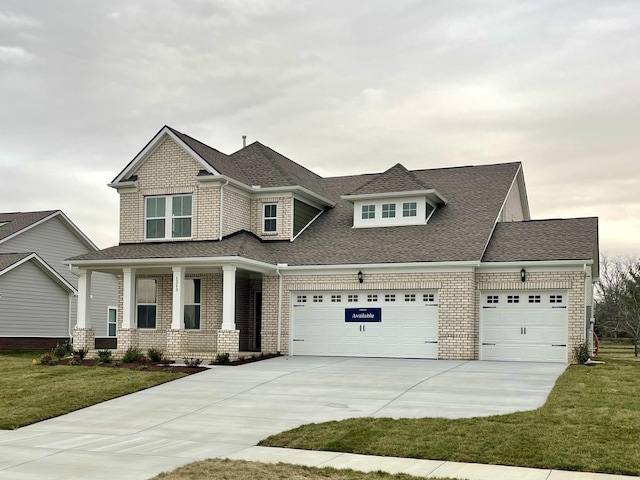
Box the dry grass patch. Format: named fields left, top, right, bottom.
left=0, top=350, right=185, bottom=429
left=152, top=458, right=458, bottom=480
left=261, top=344, right=639, bottom=476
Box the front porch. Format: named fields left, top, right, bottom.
left=73, top=263, right=269, bottom=361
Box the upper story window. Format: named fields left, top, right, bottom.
left=263, top=204, right=277, bottom=232
left=362, top=204, right=375, bottom=219
left=402, top=202, right=417, bottom=217
left=145, top=195, right=192, bottom=240
left=382, top=203, right=396, bottom=218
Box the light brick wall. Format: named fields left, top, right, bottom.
left=223, top=188, right=251, bottom=236
left=250, top=196, right=292, bottom=240
left=261, top=271, right=478, bottom=359
left=118, top=137, right=222, bottom=243
left=477, top=270, right=587, bottom=362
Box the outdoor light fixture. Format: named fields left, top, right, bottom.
left=358, top=270, right=364, bottom=283
left=520, top=268, right=526, bottom=282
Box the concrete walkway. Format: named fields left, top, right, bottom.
left=0, top=356, right=633, bottom=479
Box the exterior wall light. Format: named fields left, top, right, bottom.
left=358, top=270, right=364, bottom=283
left=520, top=268, right=526, bottom=282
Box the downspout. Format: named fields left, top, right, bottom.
left=219, top=179, right=229, bottom=241
left=276, top=267, right=283, bottom=353
left=68, top=293, right=74, bottom=342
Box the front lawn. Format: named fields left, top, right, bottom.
left=260, top=344, right=639, bottom=476
left=152, top=458, right=458, bottom=480
left=0, top=350, right=185, bottom=429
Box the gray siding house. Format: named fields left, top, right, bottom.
left=0, top=211, right=118, bottom=350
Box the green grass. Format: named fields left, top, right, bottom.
left=260, top=344, right=640, bottom=476
left=0, top=350, right=185, bottom=429
left=151, top=458, right=459, bottom=480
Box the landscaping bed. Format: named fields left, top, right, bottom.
left=55, top=357, right=208, bottom=375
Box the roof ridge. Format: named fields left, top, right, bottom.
left=166, top=126, right=229, bottom=158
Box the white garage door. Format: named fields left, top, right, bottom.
left=480, top=291, right=568, bottom=363
left=291, top=290, right=439, bottom=359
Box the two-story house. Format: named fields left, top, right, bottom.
left=68, top=126, right=599, bottom=363
left=0, top=210, right=118, bottom=350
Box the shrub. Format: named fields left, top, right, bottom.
left=51, top=343, right=67, bottom=360
left=122, top=347, right=144, bottom=364
left=96, top=349, right=112, bottom=364
left=147, top=348, right=165, bottom=363
left=73, top=347, right=89, bottom=360
left=183, top=357, right=202, bottom=367
left=215, top=352, right=230, bottom=364
left=39, top=353, right=54, bottom=365
left=573, top=342, right=591, bottom=364
left=70, top=355, right=80, bottom=366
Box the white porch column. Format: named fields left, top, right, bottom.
left=171, top=266, right=185, bottom=329
left=76, top=269, right=92, bottom=328
left=222, top=265, right=237, bottom=330
left=122, top=267, right=136, bottom=329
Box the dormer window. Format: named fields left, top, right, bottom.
left=382, top=203, right=396, bottom=218
left=362, top=204, right=375, bottom=219
left=402, top=202, right=417, bottom=217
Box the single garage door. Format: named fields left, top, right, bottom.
left=291, top=290, right=438, bottom=358
left=480, top=291, right=568, bottom=363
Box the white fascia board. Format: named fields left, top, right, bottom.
left=517, top=165, right=532, bottom=220
left=478, top=259, right=593, bottom=273
left=66, top=255, right=278, bottom=274
left=1, top=253, right=77, bottom=294
left=279, top=261, right=480, bottom=276
left=256, top=185, right=335, bottom=207
left=110, top=127, right=219, bottom=186
left=342, top=189, right=448, bottom=205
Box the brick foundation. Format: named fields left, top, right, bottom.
left=72, top=327, right=95, bottom=351
left=216, top=329, right=240, bottom=360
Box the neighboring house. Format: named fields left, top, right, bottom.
left=0, top=211, right=118, bottom=350
left=67, top=126, right=599, bottom=363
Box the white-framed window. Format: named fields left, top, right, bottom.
left=348, top=294, right=358, bottom=302
left=136, top=278, right=157, bottom=329
left=550, top=294, right=563, bottom=304
left=313, top=295, right=323, bottom=303
left=145, top=194, right=192, bottom=240
left=423, top=293, right=435, bottom=302
left=107, top=307, right=117, bottom=337
left=362, top=204, right=375, bottom=219
left=382, top=203, right=396, bottom=218
left=405, top=293, right=416, bottom=302
left=507, top=295, right=520, bottom=304
left=367, top=294, right=378, bottom=302
left=331, top=295, right=342, bottom=302
left=263, top=204, right=277, bottom=232
left=528, top=295, right=541, bottom=303
left=402, top=202, right=417, bottom=217
left=385, top=294, right=396, bottom=302
left=184, top=278, right=201, bottom=329
left=297, top=295, right=307, bottom=303
left=487, top=295, right=499, bottom=304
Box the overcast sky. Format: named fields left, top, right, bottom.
left=1, top=1, right=638, bottom=259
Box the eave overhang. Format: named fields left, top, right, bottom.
left=341, top=189, right=448, bottom=206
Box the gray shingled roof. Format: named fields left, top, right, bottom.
left=0, top=252, right=31, bottom=272
left=348, top=163, right=431, bottom=195
left=482, top=218, right=599, bottom=262
left=70, top=162, right=529, bottom=266
left=0, top=211, right=57, bottom=242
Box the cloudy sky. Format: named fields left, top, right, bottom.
left=1, top=1, right=638, bottom=258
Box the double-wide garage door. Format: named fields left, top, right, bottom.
left=480, top=291, right=568, bottom=363
left=291, top=290, right=438, bottom=359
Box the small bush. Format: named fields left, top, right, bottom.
left=96, top=349, right=112, bottom=364
left=573, top=342, right=591, bottom=364
left=73, top=347, right=89, bottom=360
left=215, top=352, right=230, bottom=364
left=183, top=357, right=202, bottom=367
left=147, top=348, right=165, bottom=363
left=51, top=343, right=67, bottom=360
left=39, top=353, right=54, bottom=365
left=70, top=355, right=81, bottom=366
left=122, top=347, right=144, bottom=364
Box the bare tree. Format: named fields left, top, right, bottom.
left=620, top=263, right=640, bottom=356
left=594, top=256, right=632, bottom=339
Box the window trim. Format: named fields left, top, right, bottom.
left=136, top=278, right=158, bottom=329
left=263, top=203, right=278, bottom=233
left=107, top=306, right=118, bottom=337
left=381, top=203, right=396, bottom=218
left=144, top=194, right=193, bottom=240
left=361, top=204, right=376, bottom=220
left=402, top=201, right=417, bottom=217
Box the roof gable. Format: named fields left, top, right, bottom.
left=0, top=252, right=77, bottom=293
left=349, top=163, right=430, bottom=195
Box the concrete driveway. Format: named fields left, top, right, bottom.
left=0, top=357, right=566, bottom=479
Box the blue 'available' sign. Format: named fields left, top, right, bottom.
left=345, top=308, right=382, bottom=322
